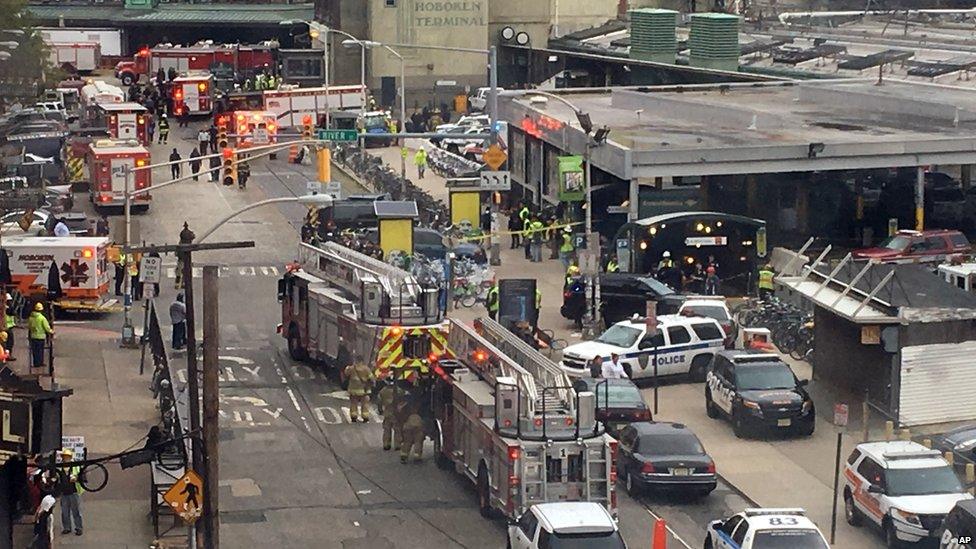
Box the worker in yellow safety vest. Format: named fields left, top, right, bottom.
left=606, top=255, right=619, bottom=273
left=486, top=282, right=499, bottom=321
left=559, top=227, right=575, bottom=270
left=758, top=264, right=775, bottom=300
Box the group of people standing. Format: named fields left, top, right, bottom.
left=343, top=358, right=431, bottom=464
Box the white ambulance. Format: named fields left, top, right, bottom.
left=171, top=72, right=215, bottom=116
left=4, top=236, right=114, bottom=311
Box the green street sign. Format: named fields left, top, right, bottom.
left=316, top=129, right=359, bottom=142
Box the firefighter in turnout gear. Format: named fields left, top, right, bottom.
left=377, top=370, right=398, bottom=450
left=344, top=354, right=374, bottom=422
left=398, top=383, right=425, bottom=464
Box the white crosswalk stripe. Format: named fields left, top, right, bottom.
left=164, top=266, right=282, bottom=279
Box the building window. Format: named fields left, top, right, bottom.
left=386, top=0, right=396, bottom=5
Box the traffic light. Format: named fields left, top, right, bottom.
left=216, top=120, right=228, bottom=150
left=302, top=114, right=313, bottom=140
left=317, top=148, right=330, bottom=183
left=221, top=147, right=237, bottom=186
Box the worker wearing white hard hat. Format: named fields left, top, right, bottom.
left=657, top=250, right=674, bottom=271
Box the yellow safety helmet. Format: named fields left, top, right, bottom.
left=34, top=302, right=43, bottom=312
left=567, top=265, right=581, bottom=275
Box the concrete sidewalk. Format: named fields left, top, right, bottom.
left=9, top=318, right=158, bottom=548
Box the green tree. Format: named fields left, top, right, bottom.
left=0, top=0, right=57, bottom=104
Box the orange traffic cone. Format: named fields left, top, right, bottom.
left=288, top=144, right=299, bottom=163
left=652, top=518, right=667, bottom=549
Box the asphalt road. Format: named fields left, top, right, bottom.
left=104, top=120, right=761, bottom=547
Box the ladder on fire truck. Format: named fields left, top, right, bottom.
left=447, top=317, right=610, bottom=512
left=297, top=241, right=442, bottom=326
left=446, top=317, right=576, bottom=419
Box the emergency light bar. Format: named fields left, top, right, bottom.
left=743, top=508, right=807, bottom=517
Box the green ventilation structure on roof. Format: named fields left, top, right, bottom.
left=689, top=12, right=741, bottom=72
left=629, top=8, right=678, bottom=64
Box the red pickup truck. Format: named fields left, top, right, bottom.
left=853, top=229, right=971, bottom=263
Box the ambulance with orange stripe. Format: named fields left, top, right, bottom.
left=4, top=235, right=113, bottom=311
left=278, top=241, right=450, bottom=378
left=844, top=441, right=973, bottom=547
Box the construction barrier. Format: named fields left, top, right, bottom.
left=653, top=518, right=667, bottom=549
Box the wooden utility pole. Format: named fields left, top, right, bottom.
left=202, top=265, right=220, bottom=549
left=128, top=227, right=252, bottom=549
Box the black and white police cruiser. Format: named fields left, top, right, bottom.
left=559, top=314, right=727, bottom=382
left=704, top=350, right=815, bottom=438
left=704, top=508, right=829, bottom=549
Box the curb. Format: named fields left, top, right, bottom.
left=716, top=471, right=761, bottom=507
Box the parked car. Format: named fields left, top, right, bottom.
left=853, top=229, right=971, bottom=263
left=705, top=350, right=815, bottom=438
left=469, top=88, right=503, bottom=111
left=939, top=500, right=976, bottom=549
left=705, top=508, right=828, bottom=549
left=560, top=315, right=726, bottom=382
left=429, top=124, right=469, bottom=147
left=616, top=421, right=716, bottom=498
left=440, top=126, right=486, bottom=155
left=0, top=209, right=89, bottom=236
left=572, top=376, right=651, bottom=435
left=844, top=440, right=973, bottom=548
left=931, top=424, right=976, bottom=476
left=506, top=502, right=625, bottom=549
left=678, top=298, right=737, bottom=343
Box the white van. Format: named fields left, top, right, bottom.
left=560, top=315, right=727, bottom=382
left=469, top=87, right=503, bottom=111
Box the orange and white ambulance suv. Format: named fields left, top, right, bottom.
left=5, top=236, right=114, bottom=312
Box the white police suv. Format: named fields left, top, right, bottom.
left=559, top=315, right=727, bottom=382
left=844, top=441, right=974, bottom=548
left=704, top=508, right=828, bottom=549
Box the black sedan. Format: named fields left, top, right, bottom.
left=932, top=424, right=976, bottom=475
left=616, top=422, right=716, bottom=498
left=572, top=377, right=651, bottom=436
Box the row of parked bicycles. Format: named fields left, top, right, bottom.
left=734, top=297, right=815, bottom=362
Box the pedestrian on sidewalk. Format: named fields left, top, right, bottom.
left=189, top=148, right=202, bottom=181
left=114, top=252, right=125, bottom=296
left=547, top=217, right=560, bottom=260
left=178, top=107, right=189, bottom=128
left=602, top=353, right=628, bottom=379
left=130, top=253, right=143, bottom=301
left=209, top=154, right=220, bottom=183
left=157, top=114, right=169, bottom=144
left=208, top=124, right=218, bottom=152
left=27, top=303, right=52, bottom=369
left=704, top=265, right=720, bottom=296
left=486, top=282, right=499, bottom=321
left=168, top=148, right=181, bottom=180
left=344, top=354, right=374, bottom=422
left=4, top=293, right=16, bottom=362
left=414, top=147, right=427, bottom=179
left=589, top=355, right=603, bottom=378
left=529, top=215, right=545, bottom=262
left=146, top=114, right=155, bottom=144
left=197, top=128, right=209, bottom=155
left=558, top=226, right=575, bottom=270
left=507, top=211, right=522, bottom=249
left=57, top=448, right=83, bottom=536
left=170, top=293, right=186, bottom=350
left=32, top=493, right=55, bottom=549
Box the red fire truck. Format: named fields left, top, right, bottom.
left=114, top=42, right=275, bottom=86
left=96, top=103, right=148, bottom=145
left=171, top=72, right=215, bottom=116
left=86, top=139, right=151, bottom=211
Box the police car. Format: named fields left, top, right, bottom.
left=843, top=441, right=974, bottom=548
left=704, top=508, right=828, bottom=549
left=559, top=315, right=727, bottom=382
left=704, top=351, right=815, bottom=438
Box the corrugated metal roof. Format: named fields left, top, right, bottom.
left=26, top=4, right=313, bottom=26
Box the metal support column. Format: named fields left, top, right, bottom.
left=915, top=166, right=925, bottom=231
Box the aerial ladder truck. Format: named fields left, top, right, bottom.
left=428, top=316, right=617, bottom=520
left=278, top=241, right=451, bottom=376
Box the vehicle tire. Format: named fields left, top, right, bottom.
left=844, top=490, right=862, bottom=526
left=689, top=356, right=710, bottom=383
left=433, top=422, right=451, bottom=470
left=477, top=466, right=492, bottom=518
left=625, top=469, right=642, bottom=497
left=287, top=325, right=306, bottom=362
left=460, top=294, right=477, bottom=308
left=705, top=390, right=720, bottom=419
left=732, top=410, right=749, bottom=439
left=121, top=73, right=134, bottom=86
left=703, top=535, right=714, bottom=549
left=884, top=518, right=902, bottom=549
left=799, top=420, right=815, bottom=437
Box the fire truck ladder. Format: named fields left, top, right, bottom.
left=298, top=241, right=442, bottom=325
left=474, top=317, right=576, bottom=418
left=446, top=319, right=541, bottom=414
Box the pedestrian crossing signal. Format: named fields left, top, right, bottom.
left=222, top=147, right=237, bottom=186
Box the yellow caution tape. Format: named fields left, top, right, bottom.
left=453, top=220, right=585, bottom=243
